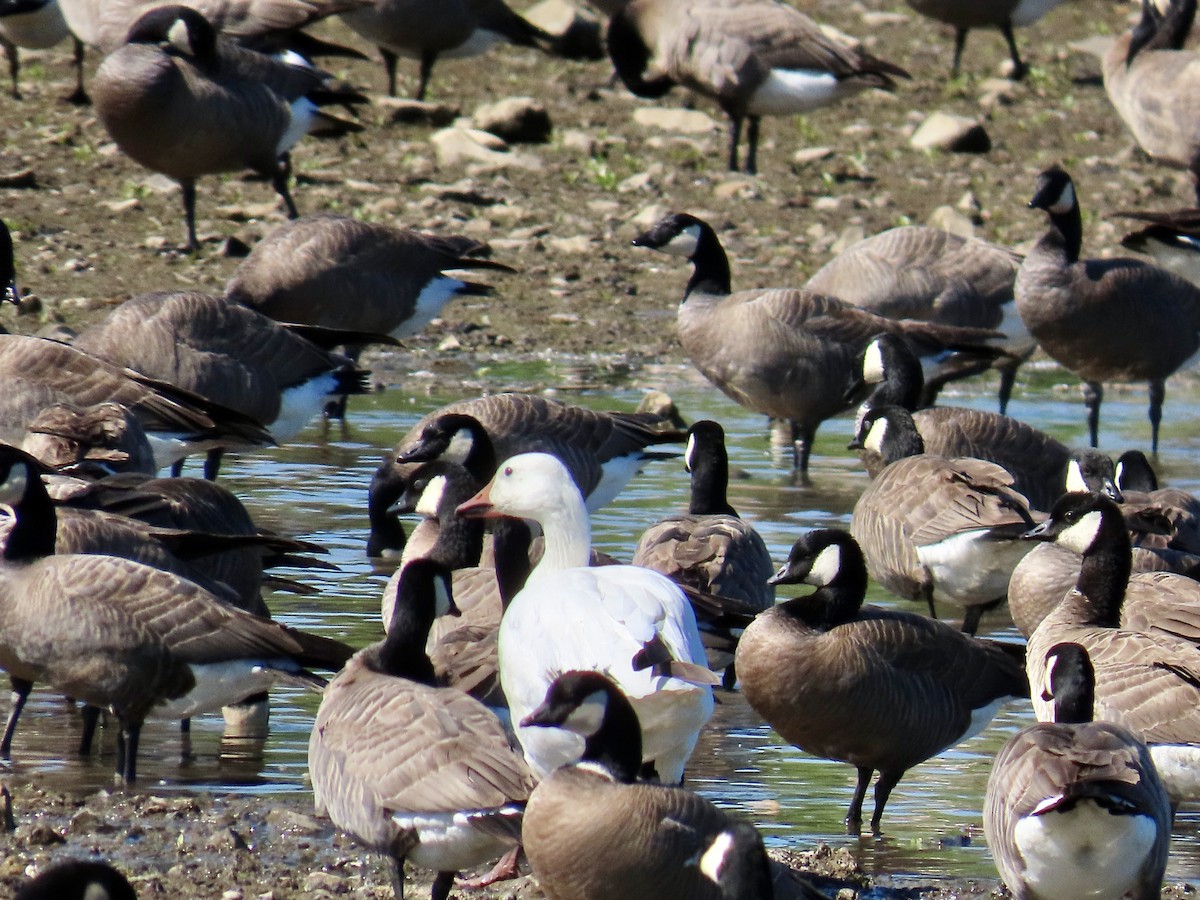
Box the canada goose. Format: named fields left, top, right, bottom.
left=904, top=0, right=1069, bottom=80
left=607, top=0, right=909, bottom=174
left=0, top=0, right=69, bottom=98
left=14, top=860, right=138, bottom=900
left=1015, top=166, right=1200, bottom=451
left=1114, top=449, right=1200, bottom=553
left=737, top=528, right=1026, bottom=832
left=91, top=5, right=366, bottom=251
left=631, top=212, right=1003, bottom=479
left=457, top=452, right=715, bottom=782
left=1117, top=206, right=1200, bottom=287
left=851, top=333, right=1069, bottom=511
left=20, top=401, right=157, bottom=476
left=0, top=444, right=352, bottom=780
left=1103, top=0, right=1200, bottom=203
left=340, top=0, right=552, bottom=98
left=1024, top=492, right=1200, bottom=801
left=848, top=405, right=1037, bottom=634
left=984, top=642, right=1171, bottom=900
left=520, top=670, right=778, bottom=900
left=807, top=226, right=1028, bottom=413
left=0, top=333, right=273, bottom=474
left=308, top=558, right=533, bottom=900
left=0, top=218, right=16, bottom=303
left=73, top=290, right=377, bottom=477
left=631, top=420, right=774, bottom=686
left=226, top=213, right=515, bottom=347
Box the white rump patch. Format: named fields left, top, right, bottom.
left=748, top=69, right=846, bottom=115
left=395, top=276, right=465, bottom=338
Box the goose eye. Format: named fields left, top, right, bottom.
left=503, top=466, right=513, bottom=476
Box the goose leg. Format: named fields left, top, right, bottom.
left=1083, top=380, right=1102, bottom=448
left=461, top=845, right=522, bottom=889
left=1149, top=379, right=1165, bottom=454
left=870, top=769, right=903, bottom=833
left=726, top=114, right=743, bottom=173
left=745, top=116, right=760, bottom=175
left=203, top=448, right=224, bottom=481
left=845, top=766, right=873, bottom=833
left=997, top=362, right=1018, bottom=416
left=388, top=857, right=405, bottom=899
left=117, top=722, right=140, bottom=782
left=387, top=831, right=418, bottom=898
left=791, top=421, right=816, bottom=483
left=921, top=584, right=937, bottom=619
left=1000, top=21, right=1027, bottom=80
left=380, top=46, right=399, bottom=97
left=181, top=179, right=199, bottom=252
left=66, top=37, right=88, bottom=105
left=417, top=50, right=437, bottom=101
left=170, top=458, right=186, bottom=478
left=1, top=37, right=18, bottom=100
left=431, top=871, right=455, bottom=900
left=272, top=154, right=300, bottom=220
left=1, top=677, right=31, bottom=756
left=79, top=704, right=101, bottom=755
left=951, top=27, right=968, bottom=78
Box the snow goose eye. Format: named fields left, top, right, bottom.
left=503, top=466, right=513, bottom=477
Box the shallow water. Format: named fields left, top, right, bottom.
left=4, top=356, right=1200, bottom=885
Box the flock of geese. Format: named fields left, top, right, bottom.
left=6, top=0, right=1200, bottom=898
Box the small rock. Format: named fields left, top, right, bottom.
left=377, top=97, right=459, bottom=127
left=926, top=205, right=977, bottom=238
left=473, top=97, right=552, bottom=144
left=0, top=169, right=36, bottom=189
left=100, top=198, right=141, bottom=213
left=792, top=146, right=834, bottom=165
left=265, top=809, right=324, bottom=835
left=617, top=171, right=653, bottom=193
left=140, top=174, right=178, bottom=195
left=522, top=0, right=604, bottom=59
left=631, top=203, right=671, bottom=229
left=632, top=107, right=718, bottom=134
left=560, top=128, right=596, bottom=155
left=24, top=823, right=65, bottom=845
left=437, top=335, right=462, bottom=352
left=430, top=127, right=509, bottom=166
left=548, top=235, right=593, bottom=254
left=977, top=77, right=1018, bottom=110
left=303, top=871, right=349, bottom=894
left=910, top=111, right=991, bottom=153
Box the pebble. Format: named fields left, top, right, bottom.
left=910, top=112, right=991, bottom=153
left=472, top=97, right=552, bottom=144
left=632, top=107, right=718, bottom=134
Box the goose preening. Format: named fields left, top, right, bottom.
left=0, top=333, right=274, bottom=474
left=1015, top=166, right=1200, bottom=451
left=631, top=212, right=1004, bottom=479
left=91, top=5, right=366, bottom=250
left=631, top=419, right=774, bottom=686
left=20, top=401, right=158, bottom=476
left=984, top=642, right=1171, bottom=900
left=457, top=451, right=715, bottom=783
left=1024, top=491, right=1200, bottom=802
left=1102, top=0, right=1200, bottom=203
left=607, top=0, right=909, bottom=174
left=520, top=670, right=782, bottom=900
left=14, top=859, right=138, bottom=900
left=340, top=0, right=552, bottom=98
left=848, top=405, right=1037, bottom=634
left=1117, top=206, right=1200, bottom=287
left=225, top=213, right=515, bottom=346
left=0, top=444, right=352, bottom=780
left=904, top=0, right=1069, bottom=80
left=1114, top=448, right=1200, bottom=553
left=739, top=529, right=1026, bottom=833
left=850, top=333, right=1069, bottom=511
left=806, top=225, right=1027, bottom=413
left=309, top=559, right=533, bottom=900
left=0, top=0, right=69, bottom=99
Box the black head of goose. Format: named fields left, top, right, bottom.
left=309, top=557, right=534, bottom=900
left=851, top=332, right=1069, bottom=510
left=14, top=859, right=138, bottom=900
left=91, top=5, right=366, bottom=250
left=1015, top=165, right=1200, bottom=452
left=1113, top=449, right=1200, bottom=555
left=607, top=0, right=908, bottom=175
left=0, top=443, right=352, bottom=781
left=736, top=528, right=1027, bottom=833
left=847, top=404, right=1037, bottom=634
left=984, top=641, right=1171, bottom=900
left=631, top=212, right=1005, bottom=480
left=0, top=217, right=18, bottom=305
left=1022, top=491, right=1200, bottom=801
left=520, top=669, right=777, bottom=900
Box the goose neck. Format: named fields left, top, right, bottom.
left=1042, top=203, right=1083, bottom=265
left=688, top=448, right=735, bottom=517
left=3, top=470, right=56, bottom=562
left=684, top=225, right=733, bottom=301
left=529, top=498, right=592, bottom=576
left=1074, top=529, right=1131, bottom=627
left=581, top=692, right=644, bottom=783
left=778, top=573, right=866, bottom=627
left=376, top=601, right=438, bottom=684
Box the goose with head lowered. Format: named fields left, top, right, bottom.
left=520, top=670, right=798, bottom=900
left=1024, top=491, right=1200, bottom=803
left=850, top=333, right=1068, bottom=511
left=848, top=404, right=1037, bottom=634
left=0, top=444, right=352, bottom=781
left=984, top=641, right=1171, bottom=900
left=1117, top=205, right=1200, bottom=287
left=309, top=559, right=534, bottom=900
left=1015, top=166, right=1200, bottom=451
left=737, top=528, right=1027, bottom=833
left=457, top=451, right=716, bottom=783
left=631, top=212, right=1005, bottom=480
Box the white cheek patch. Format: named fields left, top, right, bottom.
left=806, top=543, right=841, bottom=587
left=862, top=339, right=885, bottom=384
left=1056, top=510, right=1103, bottom=555
left=1048, top=181, right=1076, bottom=216
left=561, top=691, right=607, bottom=737
left=685, top=433, right=696, bottom=472
left=167, top=18, right=193, bottom=54
left=1041, top=651, right=1059, bottom=701
left=446, top=430, right=474, bottom=464
left=863, top=417, right=888, bottom=455
left=416, top=475, right=447, bottom=519
left=0, top=466, right=27, bottom=506
left=698, top=830, right=734, bottom=883
left=1065, top=459, right=1087, bottom=493
left=663, top=225, right=700, bottom=258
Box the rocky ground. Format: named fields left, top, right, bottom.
left=0, top=0, right=1195, bottom=896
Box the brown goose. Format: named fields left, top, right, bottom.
left=226, top=213, right=514, bottom=345
left=520, top=670, right=783, bottom=900
left=340, top=0, right=552, bottom=98
left=607, top=0, right=909, bottom=174
left=1024, top=491, right=1200, bottom=802
left=1103, top=0, right=1200, bottom=203
left=631, top=212, right=1003, bottom=479
left=0, top=0, right=69, bottom=99
left=91, top=5, right=365, bottom=250
left=904, top=0, right=1069, bottom=80
left=807, top=226, right=1027, bottom=413
left=850, top=333, right=1068, bottom=511
left=0, top=444, right=352, bottom=781
left=1114, top=449, right=1200, bottom=553
left=20, top=401, right=157, bottom=477
left=1015, top=166, right=1200, bottom=452
left=984, top=642, right=1171, bottom=900
left=631, top=419, right=774, bottom=686
left=848, top=405, right=1037, bottom=634
left=735, top=529, right=1027, bottom=833
left=308, top=559, right=533, bottom=900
